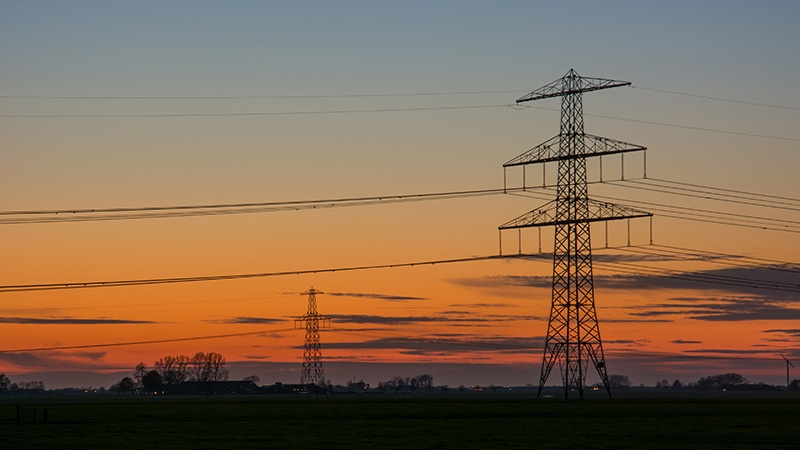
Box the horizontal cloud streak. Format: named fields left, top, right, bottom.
left=208, top=317, right=284, bottom=325
left=0, top=317, right=154, bottom=325
left=327, top=292, right=427, bottom=301
left=629, top=297, right=800, bottom=322
left=320, top=335, right=544, bottom=356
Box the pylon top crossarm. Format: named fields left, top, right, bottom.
left=503, top=134, right=646, bottom=168
left=516, top=69, right=630, bottom=104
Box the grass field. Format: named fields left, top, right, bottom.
left=2, top=392, right=799, bottom=449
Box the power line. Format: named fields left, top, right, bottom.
left=617, top=245, right=800, bottom=275
left=585, top=193, right=800, bottom=234
left=509, top=186, right=800, bottom=234
left=0, top=327, right=296, bottom=354
left=0, top=254, right=548, bottom=293
left=4, top=85, right=795, bottom=113
left=645, top=177, right=800, bottom=205
left=608, top=179, right=800, bottom=213
left=651, top=244, right=800, bottom=269
left=632, top=85, right=800, bottom=112
left=580, top=111, right=800, bottom=142
left=0, top=89, right=528, bottom=100
left=0, top=187, right=511, bottom=225
left=0, top=103, right=515, bottom=118
left=589, top=259, right=800, bottom=294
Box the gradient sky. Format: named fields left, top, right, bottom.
left=1, top=1, right=799, bottom=389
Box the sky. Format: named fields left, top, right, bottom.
left=1, top=1, right=799, bottom=389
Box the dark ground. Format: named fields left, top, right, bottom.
left=2, top=391, right=799, bottom=449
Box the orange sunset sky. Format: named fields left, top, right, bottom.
left=1, top=1, right=799, bottom=389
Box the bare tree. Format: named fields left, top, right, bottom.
left=155, top=355, right=191, bottom=384
left=188, top=352, right=229, bottom=382
left=0, top=374, right=10, bottom=392
left=133, top=362, right=148, bottom=390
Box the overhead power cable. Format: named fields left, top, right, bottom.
left=614, top=179, right=800, bottom=212
left=579, top=111, right=800, bottom=142
left=615, top=245, right=800, bottom=276
left=0, top=89, right=527, bottom=100
left=582, top=192, right=800, bottom=234
left=0, top=103, right=516, bottom=118
left=650, top=244, right=800, bottom=269
left=3, top=85, right=795, bottom=112
left=0, top=327, right=296, bottom=354
left=0, top=187, right=511, bottom=225
left=644, top=178, right=800, bottom=205
left=631, top=85, right=800, bottom=112
left=0, top=253, right=550, bottom=293
left=588, top=259, right=800, bottom=294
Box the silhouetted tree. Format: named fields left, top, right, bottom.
left=415, top=374, right=434, bottom=391
left=142, top=370, right=163, bottom=392
left=133, top=362, right=148, bottom=390
left=696, top=373, right=747, bottom=390
left=189, top=352, right=229, bottom=382
left=243, top=375, right=260, bottom=385
left=788, top=379, right=799, bottom=392
left=155, top=355, right=191, bottom=384
left=608, top=374, right=632, bottom=389
left=111, top=376, right=136, bottom=394
left=0, top=374, right=10, bottom=392
left=672, top=379, right=683, bottom=389
left=12, top=380, right=44, bottom=391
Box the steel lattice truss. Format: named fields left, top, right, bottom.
left=503, top=134, right=646, bottom=167
left=295, top=287, right=330, bottom=387
left=499, top=199, right=651, bottom=229
left=500, top=69, right=650, bottom=399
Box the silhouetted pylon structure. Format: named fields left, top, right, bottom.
left=295, top=287, right=331, bottom=386
left=500, top=69, right=651, bottom=399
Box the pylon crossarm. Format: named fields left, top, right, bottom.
left=499, top=200, right=650, bottom=230
left=498, top=201, right=556, bottom=229
left=516, top=69, right=630, bottom=104
left=504, top=134, right=645, bottom=168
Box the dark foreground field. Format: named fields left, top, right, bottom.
left=2, top=393, right=799, bottom=449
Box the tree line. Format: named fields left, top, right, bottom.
left=0, top=374, right=45, bottom=393
left=111, top=352, right=229, bottom=393
left=376, top=374, right=434, bottom=392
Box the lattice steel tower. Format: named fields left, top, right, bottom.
left=295, top=287, right=331, bottom=386
left=500, top=69, right=650, bottom=399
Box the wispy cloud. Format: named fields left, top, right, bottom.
left=207, top=317, right=285, bottom=325
left=454, top=265, right=800, bottom=301
left=0, top=317, right=154, bottom=325
left=327, top=313, right=540, bottom=327
left=672, top=339, right=703, bottom=345
left=629, top=297, right=800, bottom=322
left=321, top=335, right=544, bottom=356
left=0, top=350, right=111, bottom=370
left=448, top=303, right=517, bottom=308
left=326, top=292, right=428, bottom=302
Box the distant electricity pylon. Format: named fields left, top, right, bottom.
left=500, top=69, right=651, bottom=399
left=295, top=287, right=331, bottom=386
left=781, top=354, right=794, bottom=389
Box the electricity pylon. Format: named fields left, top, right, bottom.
left=500, top=69, right=651, bottom=399
left=781, top=354, right=794, bottom=390
left=295, top=287, right=331, bottom=386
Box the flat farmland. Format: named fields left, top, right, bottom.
left=2, top=393, right=799, bottom=449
